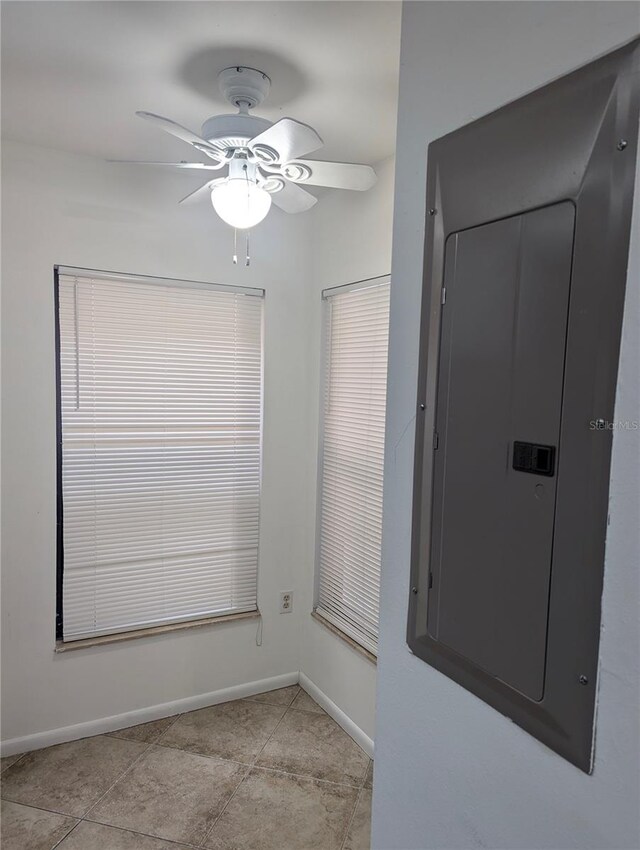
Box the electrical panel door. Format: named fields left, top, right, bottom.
left=429, top=203, right=574, bottom=701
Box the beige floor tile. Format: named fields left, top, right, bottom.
left=58, top=820, right=192, bottom=849
left=159, top=700, right=286, bottom=762
left=0, top=800, right=77, bottom=850
left=343, top=789, right=372, bottom=850
left=1, top=754, right=23, bottom=773
left=290, top=690, right=325, bottom=714
left=204, top=768, right=359, bottom=850
left=244, top=685, right=300, bottom=707
left=256, top=710, right=369, bottom=786
left=0, top=736, right=147, bottom=817
left=88, top=744, right=245, bottom=846
left=108, top=715, right=178, bottom=744
left=363, top=759, right=374, bottom=789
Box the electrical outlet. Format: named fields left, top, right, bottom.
left=279, top=591, right=293, bottom=614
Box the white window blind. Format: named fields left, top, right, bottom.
left=315, top=278, right=390, bottom=656
left=57, top=270, right=263, bottom=641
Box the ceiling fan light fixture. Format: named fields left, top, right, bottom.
left=126, top=67, right=378, bottom=255
left=211, top=178, right=272, bottom=230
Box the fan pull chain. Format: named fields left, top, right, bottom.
left=243, top=163, right=251, bottom=266
left=231, top=228, right=250, bottom=266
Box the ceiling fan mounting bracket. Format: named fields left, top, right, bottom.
left=218, top=66, right=271, bottom=110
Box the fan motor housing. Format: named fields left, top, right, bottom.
left=200, top=113, right=273, bottom=152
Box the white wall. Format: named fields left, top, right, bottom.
left=373, top=4, right=640, bottom=850
left=0, top=140, right=313, bottom=742
left=0, top=139, right=396, bottom=749
left=299, top=158, right=395, bottom=742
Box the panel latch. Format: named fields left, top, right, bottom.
left=512, top=441, right=556, bottom=476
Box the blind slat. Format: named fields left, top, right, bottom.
left=58, top=272, right=263, bottom=640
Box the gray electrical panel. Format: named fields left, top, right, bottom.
left=408, top=39, right=639, bottom=772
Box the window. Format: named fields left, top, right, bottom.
left=55, top=268, right=263, bottom=642
left=315, top=278, right=390, bottom=656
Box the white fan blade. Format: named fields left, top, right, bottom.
left=270, top=181, right=317, bottom=214
left=108, top=160, right=226, bottom=171
left=136, top=112, right=220, bottom=157
left=179, top=178, right=225, bottom=205
left=285, top=159, right=377, bottom=191
left=249, top=118, right=323, bottom=163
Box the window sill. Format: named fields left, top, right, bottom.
left=55, top=609, right=260, bottom=652
left=311, top=610, right=377, bottom=665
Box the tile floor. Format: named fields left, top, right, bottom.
left=1, top=685, right=372, bottom=850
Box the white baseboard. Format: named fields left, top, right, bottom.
left=1, top=670, right=375, bottom=761
left=0, top=672, right=298, bottom=758
left=299, top=672, right=374, bottom=758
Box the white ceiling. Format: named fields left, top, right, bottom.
left=1, top=1, right=401, bottom=167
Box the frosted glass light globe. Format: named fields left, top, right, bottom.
left=211, top=179, right=272, bottom=229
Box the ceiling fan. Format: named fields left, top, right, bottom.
left=113, top=66, right=377, bottom=244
